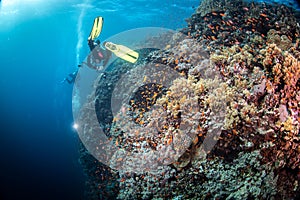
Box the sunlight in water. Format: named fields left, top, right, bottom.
left=1, top=0, right=44, bottom=7
left=0, top=0, right=62, bottom=28
left=0, top=0, right=45, bottom=17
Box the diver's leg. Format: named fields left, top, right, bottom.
left=60, top=78, right=67, bottom=84
left=66, top=78, right=72, bottom=84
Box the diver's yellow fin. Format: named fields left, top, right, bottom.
left=88, top=16, right=104, bottom=41
left=105, top=42, right=139, bottom=63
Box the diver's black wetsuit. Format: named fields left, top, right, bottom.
left=61, top=65, right=81, bottom=84
left=88, top=39, right=99, bottom=51
left=86, top=40, right=111, bottom=70
left=65, top=71, right=78, bottom=84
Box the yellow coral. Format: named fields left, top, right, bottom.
left=276, top=117, right=295, bottom=133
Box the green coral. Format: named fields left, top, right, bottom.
left=192, top=151, right=277, bottom=199
left=267, top=29, right=292, bottom=51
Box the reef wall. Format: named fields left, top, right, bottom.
left=78, top=0, right=300, bottom=199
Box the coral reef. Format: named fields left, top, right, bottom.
left=191, top=151, right=278, bottom=199
left=267, top=29, right=293, bottom=50
left=77, top=0, right=300, bottom=199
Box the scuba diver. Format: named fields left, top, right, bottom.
left=85, top=16, right=111, bottom=71
left=60, top=65, right=81, bottom=84
left=60, top=17, right=139, bottom=85
left=85, top=16, right=139, bottom=71
left=62, top=16, right=140, bottom=84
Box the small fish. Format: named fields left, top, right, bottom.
left=143, top=76, right=147, bottom=82
left=243, top=7, right=249, bottom=11
left=207, top=24, right=214, bottom=29
left=260, top=13, right=267, bottom=18
left=232, top=129, right=238, bottom=135
left=193, top=136, right=198, bottom=145
left=167, top=136, right=173, bottom=145
left=120, top=178, right=125, bottom=182
left=117, top=157, right=123, bottom=162
left=211, top=36, right=217, bottom=40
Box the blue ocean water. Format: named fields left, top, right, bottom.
left=0, top=0, right=299, bottom=200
